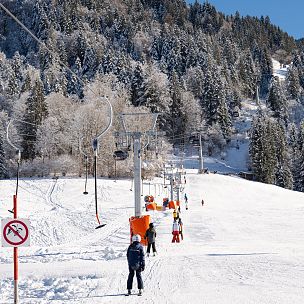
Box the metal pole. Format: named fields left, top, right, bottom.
left=13, top=194, right=18, bottom=304
left=92, top=137, right=101, bottom=226
left=170, top=175, right=174, bottom=202
left=114, top=158, right=117, bottom=182
left=141, top=177, right=144, bottom=197
left=134, top=133, right=142, bottom=217
left=94, top=152, right=100, bottom=224
left=199, top=133, right=204, bottom=174
left=83, top=156, right=88, bottom=194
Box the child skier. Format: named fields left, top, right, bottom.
left=144, top=223, right=157, bottom=256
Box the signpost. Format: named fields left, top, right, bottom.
left=1, top=218, right=30, bottom=247
left=1, top=195, right=31, bottom=304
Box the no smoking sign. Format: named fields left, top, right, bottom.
left=1, top=218, right=30, bottom=247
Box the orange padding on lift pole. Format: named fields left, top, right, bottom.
left=176, top=200, right=180, bottom=207
left=129, top=215, right=150, bottom=246
left=168, top=201, right=176, bottom=209
left=146, top=203, right=157, bottom=210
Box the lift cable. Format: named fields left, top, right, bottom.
left=0, top=3, right=113, bottom=229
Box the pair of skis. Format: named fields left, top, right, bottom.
left=125, top=291, right=142, bottom=296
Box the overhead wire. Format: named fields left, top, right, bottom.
left=0, top=3, right=113, bottom=228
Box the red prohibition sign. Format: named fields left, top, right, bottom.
left=3, top=220, right=29, bottom=246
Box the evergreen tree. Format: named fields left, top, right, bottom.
left=21, top=72, right=32, bottom=93
left=272, top=122, right=293, bottom=189
left=266, top=78, right=288, bottom=125
left=130, top=64, right=145, bottom=107
left=250, top=115, right=276, bottom=184
left=238, top=50, right=256, bottom=97
left=286, top=67, right=301, bottom=99
left=294, top=121, right=304, bottom=191
left=169, top=71, right=186, bottom=141
left=0, top=133, right=8, bottom=178
left=258, top=48, right=273, bottom=97
left=201, top=58, right=231, bottom=138
left=67, top=57, right=84, bottom=98
left=22, top=79, right=48, bottom=160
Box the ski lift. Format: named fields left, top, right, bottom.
left=232, top=111, right=239, bottom=118
left=189, top=135, right=196, bottom=144
left=114, top=132, right=132, bottom=151
left=192, top=139, right=200, bottom=146
left=113, top=150, right=129, bottom=161
left=189, top=134, right=200, bottom=146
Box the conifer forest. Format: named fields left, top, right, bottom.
left=0, top=0, right=304, bottom=192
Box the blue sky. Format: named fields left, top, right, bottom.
left=188, top=0, right=303, bottom=39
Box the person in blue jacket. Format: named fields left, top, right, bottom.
left=127, top=234, right=145, bottom=295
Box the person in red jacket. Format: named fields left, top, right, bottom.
left=172, top=218, right=180, bottom=243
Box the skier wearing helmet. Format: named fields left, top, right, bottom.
left=126, top=234, right=145, bottom=296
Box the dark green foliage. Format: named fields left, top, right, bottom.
left=250, top=115, right=293, bottom=188
left=0, top=0, right=303, bottom=191
left=0, top=133, right=8, bottom=179
left=293, top=122, right=304, bottom=191
left=272, top=122, right=293, bottom=189
left=250, top=115, right=276, bottom=184
left=286, top=67, right=301, bottom=99
left=21, top=79, right=48, bottom=160
left=267, top=78, right=288, bottom=125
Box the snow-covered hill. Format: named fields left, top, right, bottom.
left=272, top=58, right=290, bottom=81
left=1, top=173, right=304, bottom=303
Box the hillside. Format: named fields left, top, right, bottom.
left=1, top=172, right=304, bottom=303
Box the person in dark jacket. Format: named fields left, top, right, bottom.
left=144, top=223, right=157, bottom=256
left=178, top=217, right=183, bottom=240
left=127, top=234, right=145, bottom=295
left=184, top=193, right=188, bottom=210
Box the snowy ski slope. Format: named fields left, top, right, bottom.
left=1, top=172, right=304, bottom=303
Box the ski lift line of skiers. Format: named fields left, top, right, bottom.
left=126, top=194, right=205, bottom=295
left=126, top=223, right=158, bottom=296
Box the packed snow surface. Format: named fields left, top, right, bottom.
left=272, top=58, right=289, bottom=80
left=1, top=172, right=304, bottom=303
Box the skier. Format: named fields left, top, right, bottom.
left=144, top=223, right=157, bottom=256
left=172, top=218, right=180, bottom=243
left=184, top=193, right=188, bottom=210
left=178, top=217, right=184, bottom=240
left=126, top=234, right=145, bottom=296
left=173, top=209, right=179, bottom=221
left=201, top=199, right=204, bottom=206
left=163, top=197, right=169, bottom=209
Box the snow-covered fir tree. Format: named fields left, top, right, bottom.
left=0, top=133, right=8, bottom=178
left=267, top=77, right=288, bottom=125
left=21, top=78, right=48, bottom=160
left=0, top=0, right=303, bottom=191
